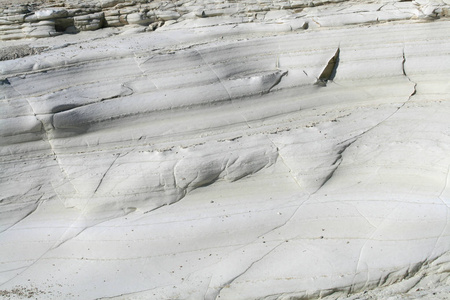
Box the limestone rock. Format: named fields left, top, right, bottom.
left=0, top=0, right=450, bottom=300
left=154, top=10, right=181, bottom=21
left=74, top=12, right=104, bottom=31
left=0, top=0, right=448, bottom=40
left=22, top=20, right=60, bottom=38
left=126, top=12, right=154, bottom=25
left=35, top=8, right=68, bottom=20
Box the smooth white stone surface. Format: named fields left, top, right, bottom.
left=0, top=1, right=450, bottom=299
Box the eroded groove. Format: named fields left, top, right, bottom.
left=1, top=4, right=450, bottom=299
left=266, top=70, right=288, bottom=93
left=315, top=138, right=357, bottom=193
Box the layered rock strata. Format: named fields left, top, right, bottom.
left=0, top=0, right=449, bottom=40
left=1, top=0, right=450, bottom=299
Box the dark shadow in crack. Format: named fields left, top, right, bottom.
left=316, top=48, right=340, bottom=86
left=328, top=48, right=340, bottom=81
left=50, top=104, right=78, bottom=113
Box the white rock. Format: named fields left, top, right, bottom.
left=0, top=1, right=450, bottom=299
left=155, top=10, right=181, bottom=21
left=74, top=12, right=104, bottom=31
left=22, top=20, right=60, bottom=38
left=35, top=8, right=68, bottom=20
left=264, top=9, right=293, bottom=20
left=126, top=12, right=154, bottom=25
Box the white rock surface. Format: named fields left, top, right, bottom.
left=0, top=0, right=450, bottom=299
left=35, top=8, right=68, bottom=21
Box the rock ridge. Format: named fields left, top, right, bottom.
left=1, top=0, right=450, bottom=299
left=1, top=0, right=449, bottom=40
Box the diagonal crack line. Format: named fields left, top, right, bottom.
left=376, top=3, right=388, bottom=11
left=0, top=196, right=50, bottom=287
left=255, top=135, right=313, bottom=240
left=156, top=32, right=287, bottom=131
left=255, top=194, right=311, bottom=241
left=314, top=54, right=418, bottom=196
left=349, top=198, right=404, bottom=293
left=438, top=164, right=450, bottom=208
left=266, top=136, right=303, bottom=191
left=314, top=138, right=357, bottom=193
left=0, top=202, right=137, bottom=287
left=0, top=195, right=43, bottom=234
left=214, top=242, right=285, bottom=300
left=95, top=283, right=175, bottom=300
left=334, top=48, right=417, bottom=156
left=93, top=153, right=121, bottom=194
left=194, top=48, right=253, bottom=130
left=132, top=53, right=161, bottom=90
left=52, top=193, right=137, bottom=251
left=359, top=47, right=417, bottom=129
left=316, top=160, right=343, bottom=192
left=54, top=149, right=133, bottom=250
left=430, top=205, right=449, bottom=258
left=431, top=163, right=450, bottom=254
left=0, top=266, right=28, bottom=274
left=132, top=53, right=152, bottom=75
left=266, top=70, right=288, bottom=94
left=198, top=48, right=251, bottom=129
left=266, top=139, right=359, bottom=238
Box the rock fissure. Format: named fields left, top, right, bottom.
left=193, top=47, right=254, bottom=129
left=431, top=209, right=449, bottom=259
left=1, top=2, right=450, bottom=299
left=438, top=164, right=450, bottom=208
left=213, top=242, right=285, bottom=300
left=324, top=48, right=418, bottom=157
left=93, top=153, right=121, bottom=194
left=380, top=48, right=417, bottom=119
left=349, top=198, right=407, bottom=293
left=267, top=70, right=288, bottom=93
left=0, top=195, right=43, bottom=234
left=316, top=47, right=340, bottom=86
left=315, top=138, right=358, bottom=193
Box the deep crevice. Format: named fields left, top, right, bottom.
left=316, top=47, right=340, bottom=86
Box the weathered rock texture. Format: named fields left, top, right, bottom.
left=1, top=0, right=450, bottom=299
left=1, top=0, right=449, bottom=39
